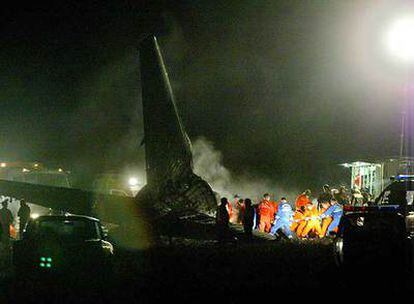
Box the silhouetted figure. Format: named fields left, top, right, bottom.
left=335, top=186, right=349, bottom=205
left=18, top=199, right=30, bottom=238
left=216, top=197, right=230, bottom=243
left=351, top=187, right=364, bottom=206
left=236, top=198, right=245, bottom=224
left=0, top=199, right=13, bottom=245
left=361, top=187, right=372, bottom=205
left=243, top=198, right=254, bottom=240
left=318, top=184, right=333, bottom=208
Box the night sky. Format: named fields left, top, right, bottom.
left=0, top=0, right=411, bottom=191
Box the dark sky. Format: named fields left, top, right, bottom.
left=0, top=0, right=411, bottom=189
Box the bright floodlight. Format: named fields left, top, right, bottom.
left=386, top=16, right=414, bottom=63
left=128, top=177, right=139, bottom=187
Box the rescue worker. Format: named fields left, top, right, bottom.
left=17, top=199, right=30, bottom=238
left=0, top=199, right=14, bottom=245
left=291, top=206, right=306, bottom=235
left=335, top=186, right=349, bottom=205
left=351, top=186, right=364, bottom=206
left=237, top=198, right=245, bottom=225
left=230, top=195, right=240, bottom=224
left=318, top=184, right=332, bottom=208
left=361, top=187, right=372, bottom=206
left=295, top=189, right=311, bottom=209
left=331, top=188, right=339, bottom=200
left=320, top=198, right=343, bottom=236
left=243, top=198, right=255, bottom=240
left=270, top=197, right=294, bottom=239
left=258, top=193, right=275, bottom=233
left=300, top=201, right=322, bottom=238
left=226, top=196, right=233, bottom=219
left=216, top=197, right=230, bottom=243
left=320, top=201, right=333, bottom=237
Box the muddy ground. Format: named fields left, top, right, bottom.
left=0, top=236, right=412, bottom=303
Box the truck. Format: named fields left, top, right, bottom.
left=340, top=157, right=414, bottom=198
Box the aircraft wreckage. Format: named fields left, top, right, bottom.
left=0, top=36, right=217, bottom=247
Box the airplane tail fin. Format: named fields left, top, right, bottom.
left=138, top=36, right=217, bottom=213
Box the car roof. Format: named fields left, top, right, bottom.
left=33, top=214, right=100, bottom=223
left=385, top=180, right=414, bottom=191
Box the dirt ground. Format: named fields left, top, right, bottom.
left=0, top=227, right=412, bottom=302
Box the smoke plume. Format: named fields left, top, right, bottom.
left=192, top=137, right=300, bottom=204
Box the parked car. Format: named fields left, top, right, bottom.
left=13, top=214, right=114, bottom=277
left=334, top=175, right=414, bottom=272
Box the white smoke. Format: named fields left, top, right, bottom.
left=192, top=138, right=232, bottom=198
left=192, top=137, right=300, bottom=204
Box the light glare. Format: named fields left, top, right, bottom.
left=386, top=17, right=414, bottom=63
left=128, top=177, right=139, bottom=187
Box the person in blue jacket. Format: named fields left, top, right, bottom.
left=320, top=198, right=343, bottom=236
left=270, top=197, right=294, bottom=239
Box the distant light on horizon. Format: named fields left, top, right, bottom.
left=386, top=16, right=414, bottom=63
left=128, top=177, right=139, bottom=187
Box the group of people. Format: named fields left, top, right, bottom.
left=216, top=184, right=354, bottom=241
left=0, top=198, right=31, bottom=246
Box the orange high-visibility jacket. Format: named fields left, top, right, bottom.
left=293, top=209, right=305, bottom=221
left=291, top=209, right=305, bottom=230
left=303, top=205, right=319, bottom=219
left=258, top=200, right=275, bottom=219
left=300, top=205, right=323, bottom=237
left=319, top=206, right=328, bottom=215
left=295, top=194, right=310, bottom=209
left=9, top=224, right=16, bottom=239
left=320, top=206, right=332, bottom=236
